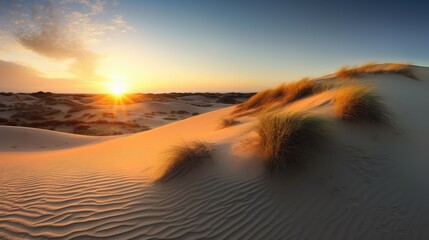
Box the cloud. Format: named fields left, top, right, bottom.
left=112, top=15, right=135, bottom=32
left=14, top=1, right=99, bottom=79
left=77, top=0, right=105, bottom=15
left=2, top=0, right=133, bottom=79
left=0, top=59, right=81, bottom=92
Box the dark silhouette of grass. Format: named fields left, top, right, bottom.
left=73, top=124, right=90, bottom=134
left=332, top=84, right=390, bottom=123
left=218, top=117, right=239, bottom=129
left=156, top=141, right=212, bottom=183
left=163, top=117, right=178, bottom=120
left=177, top=110, right=190, bottom=114
left=10, top=104, right=61, bottom=121
left=256, top=111, right=326, bottom=175
left=67, top=105, right=99, bottom=113
left=0, top=117, right=9, bottom=125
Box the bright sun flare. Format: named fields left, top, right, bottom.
left=109, top=81, right=127, bottom=96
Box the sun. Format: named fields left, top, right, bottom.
left=108, top=77, right=128, bottom=97
left=110, top=83, right=125, bottom=96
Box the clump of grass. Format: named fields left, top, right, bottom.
left=234, top=78, right=326, bottom=115
left=335, top=63, right=416, bottom=80
left=177, top=110, right=190, bottom=114
left=73, top=124, right=90, bottom=134
left=256, top=111, right=326, bottom=175
left=336, top=66, right=358, bottom=80
left=67, top=105, right=99, bottom=113
left=237, top=89, right=272, bottom=110
left=312, top=80, right=338, bottom=93
left=156, top=141, right=212, bottom=183
left=282, top=78, right=315, bottom=102
left=332, top=84, right=390, bottom=123
left=218, top=117, right=240, bottom=129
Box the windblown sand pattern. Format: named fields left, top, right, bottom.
left=0, top=168, right=276, bottom=239
left=1, top=162, right=429, bottom=239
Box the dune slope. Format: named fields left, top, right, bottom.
left=0, top=126, right=111, bottom=151
left=1, top=66, right=429, bottom=239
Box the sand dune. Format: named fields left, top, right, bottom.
left=1, top=65, right=429, bottom=239
left=0, top=126, right=111, bottom=151
left=0, top=92, right=249, bottom=136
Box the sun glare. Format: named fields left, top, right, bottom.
left=109, top=79, right=127, bottom=97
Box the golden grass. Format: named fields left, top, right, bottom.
left=256, top=111, right=326, bottom=175
left=332, top=84, right=390, bottom=123
left=234, top=78, right=330, bottom=115
left=335, top=63, right=416, bottom=80
left=156, top=141, right=212, bottom=183
left=282, top=78, right=315, bottom=102
left=235, top=62, right=412, bottom=116
left=239, top=89, right=271, bottom=110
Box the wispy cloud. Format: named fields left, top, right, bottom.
left=112, top=14, right=135, bottom=32
left=1, top=0, right=133, bottom=79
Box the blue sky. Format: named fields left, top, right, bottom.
left=0, top=0, right=428, bottom=93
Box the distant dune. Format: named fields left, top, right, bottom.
left=0, top=92, right=252, bottom=136
left=0, top=126, right=109, bottom=151
left=1, top=63, right=429, bottom=239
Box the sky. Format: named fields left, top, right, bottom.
left=0, top=0, right=428, bottom=93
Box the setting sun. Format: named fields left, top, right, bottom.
left=109, top=80, right=127, bottom=96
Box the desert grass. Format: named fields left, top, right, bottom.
left=177, top=110, right=190, bottom=114
left=236, top=89, right=272, bottom=111
left=218, top=117, right=240, bottom=129
left=332, top=84, right=390, bottom=123
left=335, top=63, right=416, bottom=80
left=156, top=141, right=212, bottom=183
left=234, top=78, right=329, bottom=115
left=256, top=111, right=326, bottom=175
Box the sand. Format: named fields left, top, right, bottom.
left=0, top=126, right=112, bottom=151
left=0, top=92, right=248, bottom=136
left=1, top=66, right=429, bottom=239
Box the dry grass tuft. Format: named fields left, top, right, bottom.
left=219, top=117, right=240, bottom=129
left=234, top=78, right=328, bottom=115
left=332, top=84, right=390, bottom=123
left=335, top=63, right=416, bottom=80
left=156, top=141, right=212, bottom=183
left=237, top=89, right=273, bottom=111
left=256, top=111, right=326, bottom=175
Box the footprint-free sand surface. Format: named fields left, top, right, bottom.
left=1, top=66, right=429, bottom=239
